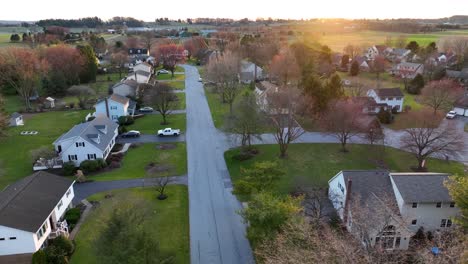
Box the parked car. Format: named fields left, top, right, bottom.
left=446, top=111, right=456, bottom=119
left=198, top=77, right=203, bottom=82
left=121, top=130, right=141, bottom=138
left=158, top=69, right=170, bottom=74
left=157, top=128, right=180, bottom=137
left=139, top=107, right=154, bottom=113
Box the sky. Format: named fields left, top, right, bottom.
left=2, top=0, right=468, bottom=21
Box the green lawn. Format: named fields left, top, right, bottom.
left=128, top=113, right=186, bottom=134
left=205, top=89, right=229, bottom=129
left=157, top=74, right=185, bottom=81
left=89, top=73, right=123, bottom=97
left=0, top=110, right=88, bottom=189
left=225, top=144, right=465, bottom=196
left=88, top=143, right=187, bottom=181
left=168, top=81, right=186, bottom=90
left=70, top=186, right=189, bottom=264
left=3, top=95, right=26, bottom=114
left=175, top=93, right=186, bottom=110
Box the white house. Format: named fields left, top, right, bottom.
left=95, top=94, right=136, bottom=122
left=367, top=88, right=404, bottom=112
left=9, top=112, right=24, bottom=127
left=328, top=170, right=459, bottom=251
left=112, top=79, right=139, bottom=98
left=132, top=62, right=152, bottom=75
left=388, top=48, right=411, bottom=62
left=240, top=60, right=263, bottom=83
left=126, top=70, right=151, bottom=84
left=254, top=81, right=278, bottom=111
left=392, top=62, right=424, bottom=79
left=0, top=172, right=74, bottom=256
left=53, top=115, right=118, bottom=166
left=453, top=95, right=468, bottom=117
left=389, top=173, right=459, bottom=233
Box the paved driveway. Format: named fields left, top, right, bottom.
left=116, top=134, right=186, bottom=144
left=184, top=65, right=254, bottom=264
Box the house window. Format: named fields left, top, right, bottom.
left=412, top=203, right=418, bottom=208
left=411, top=219, right=417, bottom=225
left=57, top=200, right=63, bottom=211
left=0, top=238, right=5, bottom=241
left=110, top=106, right=117, bottom=110
left=436, top=202, right=442, bottom=208
left=440, top=219, right=447, bottom=227
left=68, top=155, right=78, bottom=161
left=395, top=237, right=401, bottom=248
left=447, top=219, right=452, bottom=227
left=66, top=189, right=71, bottom=198
left=112, top=115, right=118, bottom=120
left=87, top=154, right=97, bottom=160
left=450, top=202, right=455, bottom=208
left=76, top=142, right=85, bottom=147
left=9, top=237, right=16, bottom=240
left=388, top=97, right=393, bottom=100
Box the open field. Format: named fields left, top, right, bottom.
left=225, top=144, right=465, bottom=197
left=88, top=142, right=187, bottom=181
left=317, top=30, right=468, bottom=52
left=70, top=186, right=189, bottom=264
left=157, top=73, right=185, bottom=81
left=0, top=110, right=88, bottom=189
left=128, top=113, right=186, bottom=134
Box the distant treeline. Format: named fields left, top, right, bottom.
left=36, top=16, right=144, bottom=28
left=356, top=19, right=461, bottom=33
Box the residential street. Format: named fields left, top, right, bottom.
left=184, top=65, right=255, bottom=264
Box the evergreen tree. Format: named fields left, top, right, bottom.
left=350, top=60, right=359, bottom=76
left=407, top=73, right=425, bottom=94
left=77, top=45, right=98, bottom=83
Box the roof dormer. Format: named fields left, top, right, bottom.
left=87, top=134, right=100, bottom=144
left=94, top=125, right=107, bottom=134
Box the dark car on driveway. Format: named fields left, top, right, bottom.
left=121, top=130, right=141, bottom=138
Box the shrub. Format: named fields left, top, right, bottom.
left=80, top=158, right=106, bottom=173
left=44, top=235, right=74, bottom=264
left=62, top=162, right=76, bottom=176
left=69, top=102, right=75, bottom=109
left=64, top=208, right=81, bottom=228
left=32, top=250, right=47, bottom=264
left=232, top=152, right=254, bottom=161
left=51, top=236, right=74, bottom=256
left=118, top=116, right=134, bottom=126
left=377, top=108, right=392, bottom=124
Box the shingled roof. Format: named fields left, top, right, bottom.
left=454, top=96, right=468, bottom=108
left=390, top=173, right=452, bottom=203
left=0, top=172, right=73, bottom=233
left=373, top=88, right=404, bottom=97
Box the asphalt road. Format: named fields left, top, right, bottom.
left=184, top=65, right=254, bottom=264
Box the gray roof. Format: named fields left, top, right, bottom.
left=390, top=173, right=452, bottom=203
left=10, top=112, right=22, bottom=118
left=374, top=88, right=404, bottom=97
left=240, top=72, right=254, bottom=82
left=0, top=172, right=73, bottom=232
left=135, top=70, right=151, bottom=77
left=112, top=80, right=138, bottom=90
left=446, top=70, right=461, bottom=79
left=460, top=68, right=468, bottom=79
left=341, top=170, right=394, bottom=201
left=54, top=115, right=118, bottom=152
left=392, top=48, right=410, bottom=56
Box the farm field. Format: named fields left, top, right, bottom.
left=317, top=30, right=468, bottom=52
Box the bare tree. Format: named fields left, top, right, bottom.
left=68, top=85, right=96, bottom=109
left=343, top=44, right=358, bottom=59
left=362, top=120, right=384, bottom=146
left=205, top=50, right=241, bottom=113
left=154, top=176, right=173, bottom=200
left=110, top=51, right=129, bottom=79
left=401, top=117, right=465, bottom=170
left=395, top=35, right=408, bottom=49
left=421, top=79, right=464, bottom=115
left=269, top=48, right=301, bottom=86
left=320, top=99, right=367, bottom=152
left=0, top=95, right=8, bottom=137
left=30, top=146, right=57, bottom=169
left=141, top=31, right=156, bottom=51
left=142, top=83, right=176, bottom=125
left=267, top=87, right=305, bottom=158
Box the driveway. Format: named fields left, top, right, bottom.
left=136, top=109, right=187, bottom=115
left=73, top=175, right=187, bottom=203
left=184, top=65, right=254, bottom=264
left=116, top=134, right=186, bottom=144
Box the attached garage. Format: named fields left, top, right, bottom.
left=454, top=96, right=468, bottom=117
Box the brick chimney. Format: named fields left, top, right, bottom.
left=343, top=178, right=352, bottom=225
left=134, top=72, right=137, bottom=82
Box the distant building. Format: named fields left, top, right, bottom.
left=112, top=79, right=140, bottom=98
left=128, top=48, right=149, bottom=57
left=9, top=112, right=24, bottom=127
left=392, top=62, right=424, bottom=79
left=94, top=94, right=136, bottom=122
left=240, top=61, right=263, bottom=83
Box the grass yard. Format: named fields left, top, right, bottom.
left=70, top=186, right=189, bottom=264
left=386, top=110, right=445, bottom=130
left=0, top=110, right=88, bottom=189
left=205, top=89, right=230, bottom=129
left=318, top=30, right=468, bottom=52
left=157, top=73, right=185, bottom=81
left=128, top=113, right=186, bottom=134
left=225, top=144, right=465, bottom=197
left=3, top=95, right=26, bottom=114
left=88, top=143, right=187, bottom=181
left=168, top=81, right=185, bottom=90
left=89, top=73, right=123, bottom=97
left=175, top=93, right=186, bottom=110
